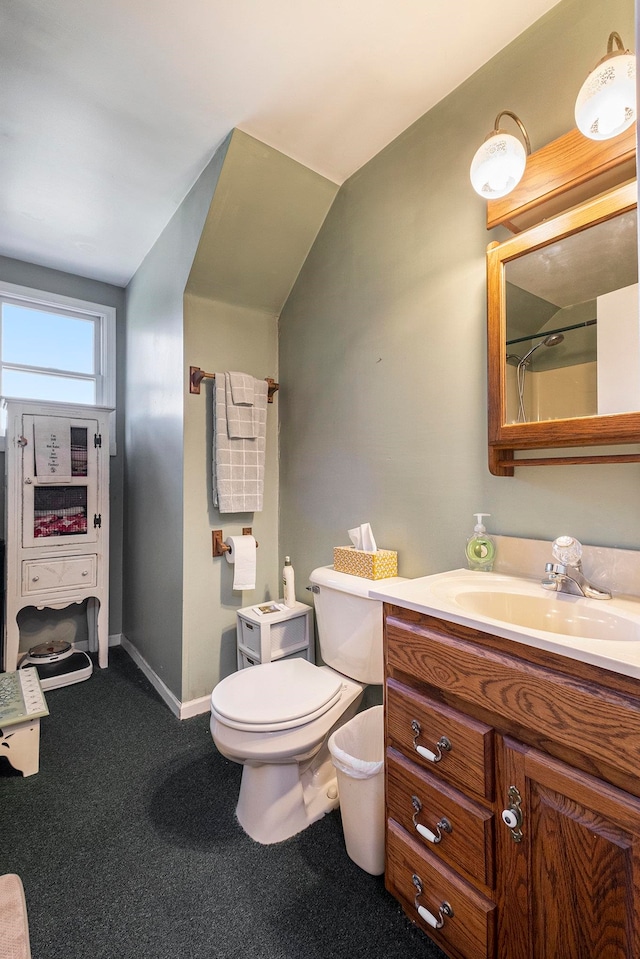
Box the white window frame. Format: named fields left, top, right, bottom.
left=0, top=281, right=116, bottom=453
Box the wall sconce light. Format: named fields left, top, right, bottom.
left=469, top=111, right=531, bottom=199
left=575, top=32, right=636, bottom=140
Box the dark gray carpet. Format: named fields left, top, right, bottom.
left=1, top=647, right=446, bottom=958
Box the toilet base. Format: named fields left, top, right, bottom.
left=236, top=746, right=339, bottom=844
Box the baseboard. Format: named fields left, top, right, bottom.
left=75, top=633, right=121, bottom=653
left=179, top=695, right=212, bottom=720
left=119, top=634, right=182, bottom=719
left=115, top=636, right=211, bottom=720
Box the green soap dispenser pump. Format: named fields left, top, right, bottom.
left=466, top=513, right=496, bottom=572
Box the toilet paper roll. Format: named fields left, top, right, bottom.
left=224, top=535, right=257, bottom=590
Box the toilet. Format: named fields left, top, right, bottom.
left=210, top=565, right=401, bottom=844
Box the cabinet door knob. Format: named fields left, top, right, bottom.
left=411, top=720, right=451, bottom=763
left=82, top=570, right=89, bottom=576
left=32, top=575, right=39, bottom=582
left=412, top=874, right=454, bottom=929
left=502, top=785, right=524, bottom=842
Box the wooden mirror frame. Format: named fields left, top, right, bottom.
left=487, top=179, right=640, bottom=476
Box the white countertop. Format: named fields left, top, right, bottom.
left=371, top=568, right=640, bottom=682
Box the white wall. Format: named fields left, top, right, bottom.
left=597, top=283, right=640, bottom=414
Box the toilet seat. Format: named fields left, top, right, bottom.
left=210, top=658, right=343, bottom=732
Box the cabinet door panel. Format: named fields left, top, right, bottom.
left=499, top=737, right=640, bottom=959
left=21, top=415, right=99, bottom=548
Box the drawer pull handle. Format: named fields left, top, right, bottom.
left=412, top=874, right=454, bottom=929
left=32, top=575, right=39, bottom=582
left=411, top=796, right=452, bottom=844
left=411, top=720, right=451, bottom=763
left=82, top=570, right=89, bottom=576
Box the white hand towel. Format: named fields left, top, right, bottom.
left=228, top=372, right=255, bottom=406
left=225, top=535, right=257, bottom=590
left=225, top=373, right=258, bottom=439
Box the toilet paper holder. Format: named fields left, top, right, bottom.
left=212, top=528, right=259, bottom=557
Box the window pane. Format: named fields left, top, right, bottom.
left=2, top=304, right=95, bottom=373
left=2, top=369, right=95, bottom=404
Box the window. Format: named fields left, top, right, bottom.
left=0, top=281, right=116, bottom=451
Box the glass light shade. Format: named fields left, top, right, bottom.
left=575, top=52, right=636, bottom=140
left=469, top=132, right=528, bottom=199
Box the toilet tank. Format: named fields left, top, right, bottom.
left=309, top=566, right=403, bottom=684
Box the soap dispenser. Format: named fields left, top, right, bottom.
left=466, top=513, right=496, bottom=572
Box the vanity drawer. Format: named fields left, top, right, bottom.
left=387, top=613, right=640, bottom=792
left=386, top=679, right=494, bottom=801
left=386, top=819, right=496, bottom=959
left=22, top=555, right=97, bottom=594
left=387, top=748, right=494, bottom=890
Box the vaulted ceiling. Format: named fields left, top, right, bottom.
left=1, top=0, right=562, bottom=286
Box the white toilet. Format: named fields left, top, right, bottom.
left=210, top=565, right=400, bottom=844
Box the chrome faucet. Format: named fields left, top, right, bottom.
left=541, top=536, right=612, bottom=600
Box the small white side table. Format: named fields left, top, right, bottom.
left=0, top=668, right=49, bottom=777
left=236, top=601, right=313, bottom=669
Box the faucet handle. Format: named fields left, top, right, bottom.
left=552, top=536, right=582, bottom=567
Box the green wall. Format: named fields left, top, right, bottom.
left=278, top=0, right=638, bottom=592
left=125, top=130, right=337, bottom=705
left=180, top=131, right=337, bottom=703
left=123, top=136, right=231, bottom=699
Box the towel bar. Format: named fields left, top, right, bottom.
left=212, top=529, right=259, bottom=557
left=190, top=367, right=279, bottom=403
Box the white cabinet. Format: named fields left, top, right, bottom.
left=236, top=601, right=313, bottom=669
left=3, top=399, right=111, bottom=673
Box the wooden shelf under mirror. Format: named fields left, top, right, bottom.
left=486, top=125, right=636, bottom=233
left=487, top=179, right=640, bottom=476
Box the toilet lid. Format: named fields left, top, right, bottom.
left=210, top=659, right=343, bottom=731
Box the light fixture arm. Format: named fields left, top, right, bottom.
left=492, top=111, right=531, bottom=155
left=607, top=31, right=626, bottom=55
left=589, top=31, right=631, bottom=70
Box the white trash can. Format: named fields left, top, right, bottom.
left=328, top=704, right=385, bottom=875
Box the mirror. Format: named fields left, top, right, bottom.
left=487, top=180, right=640, bottom=475
left=505, top=208, right=638, bottom=424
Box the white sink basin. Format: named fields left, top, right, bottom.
left=371, top=569, right=640, bottom=680
left=454, top=588, right=640, bottom=642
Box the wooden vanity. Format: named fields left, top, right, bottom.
left=384, top=603, right=640, bottom=959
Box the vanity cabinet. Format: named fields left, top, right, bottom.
left=3, top=398, right=111, bottom=673
left=384, top=604, right=640, bottom=959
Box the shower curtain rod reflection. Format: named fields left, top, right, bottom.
left=506, top=317, right=596, bottom=347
